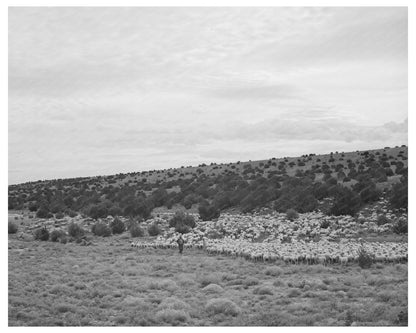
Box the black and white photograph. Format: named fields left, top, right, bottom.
left=7, top=4, right=409, bottom=327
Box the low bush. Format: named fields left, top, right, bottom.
left=50, top=229, right=66, bottom=242
left=253, top=286, right=274, bottom=295
left=357, top=246, right=375, bottom=269
left=205, top=298, right=241, bottom=316
left=286, top=209, right=299, bottom=221
left=169, top=211, right=196, bottom=234
left=34, top=227, right=49, bottom=241
left=130, top=223, right=144, bottom=238
left=110, top=217, right=125, bottom=234
left=393, top=218, right=407, bottom=234
left=55, top=212, right=65, bottom=219
left=67, top=222, right=85, bottom=238
left=147, top=222, right=161, bottom=236
left=376, top=215, right=391, bottom=226
left=91, top=222, right=111, bottom=237
left=8, top=221, right=18, bottom=234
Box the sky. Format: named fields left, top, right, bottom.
left=8, top=7, right=408, bottom=184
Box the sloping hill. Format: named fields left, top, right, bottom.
left=8, top=145, right=408, bottom=219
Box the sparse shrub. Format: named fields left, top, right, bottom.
left=130, top=223, right=144, bottom=237
left=8, top=220, right=18, bottom=234
left=198, top=202, right=220, bottom=221
left=110, top=217, right=125, bottom=234
left=199, top=273, right=222, bottom=287
left=50, top=229, right=66, bottom=242
left=202, top=284, right=224, bottom=294
left=34, top=227, right=49, bottom=241
left=36, top=207, right=49, bottom=218
left=55, top=212, right=65, bottom=219
left=392, top=217, right=407, bottom=234
left=67, top=222, right=85, bottom=238
left=155, top=309, right=190, bottom=324
left=91, top=222, right=111, bottom=237
left=205, top=298, right=241, bottom=317
left=264, top=267, right=283, bottom=277
left=286, top=208, right=299, bottom=221
left=376, top=215, right=390, bottom=226
left=320, top=220, right=330, bottom=229
left=169, top=211, right=195, bottom=234
left=147, top=222, right=161, bottom=236
left=357, top=246, right=375, bottom=269
left=68, top=210, right=77, bottom=218
left=243, top=277, right=260, bottom=287
left=253, top=286, right=274, bottom=295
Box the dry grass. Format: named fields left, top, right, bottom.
left=8, top=235, right=408, bottom=326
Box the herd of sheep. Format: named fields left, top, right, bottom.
left=131, top=203, right=407, bottom=265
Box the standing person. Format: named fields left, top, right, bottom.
left=177, top=235, right=185, bottom=254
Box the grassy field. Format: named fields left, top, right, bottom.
left=8, top=234, right=408, bottom=326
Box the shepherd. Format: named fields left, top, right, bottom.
left=177, top=235, right=185, bottom=254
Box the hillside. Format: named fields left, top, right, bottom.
left=8, top=145, right=408, bottom=220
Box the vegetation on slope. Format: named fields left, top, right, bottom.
left=8, top=146, right=408, bottom=220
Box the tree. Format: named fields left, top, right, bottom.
left=330, top=186, right=361, bottom=216
left=169, top=211, right=196, bottom=234
left=198, top=201, right=220, bottom=221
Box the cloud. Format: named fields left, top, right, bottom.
left=8, top=7, right=407, bottom=184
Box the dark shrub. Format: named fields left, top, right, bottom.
left=8, top=221, right=18, bottom=234
left=50, top=229, right=66, bottom=242
left=68, top=210, right=77, bottom=218
left=376, top=215, right=390, bottom=226
left=34, top=227, right=49, bottom=241
left=28, top=203, right=39, bottom=212
left=67, top=222, right=85, bottom=238
left=393, top=218, right=407, bottom=234
left=320, top=220, right=330, bottom=229
left=36, top=207, right=49, bottom=218
left=198, top=202, right=220, bottom=221
left=389, top=181, right=407, bottom=210
left=110, top=217, right=125, bottom=234
left=55, top=212, right=65, bottom=219
left=330, top=186, right=361, bottom=216
left=357, top=246, right=375, bottom=269
left=169, top=211, right=196, bottom=232
left=286, top=209, right=298, bottom=221
left=91, top=222, right=111, bottom=237
left=148, top=222, right=161, bottom=236
left=130, top=223, right=144, bottom=237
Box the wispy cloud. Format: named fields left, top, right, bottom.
left=8, top=7, right=407, bottom=184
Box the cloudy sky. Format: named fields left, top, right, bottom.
left=9, top=7, right=407, bottom=184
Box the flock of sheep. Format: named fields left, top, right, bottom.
left=131, top=203, right=407, bottom=265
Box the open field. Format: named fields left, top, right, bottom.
left=8, top=234, right=407, bottom=326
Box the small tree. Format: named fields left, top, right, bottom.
left=169, top=211, right=196, bottom=234
left=130, top=223, right=144, bottom=237
left=147, top=222, right=161, bottom=236
left=357, top=246, right=375, bottom=269
left=67, top=222, right=85, bottom=238
left=198, top=202, right=220, bottom=221
left=50, top=229, right=66, bottom=242
left=36, top=207, right=49, bottom=219
left=393, top=218, right=407, bottom=234
left=110, top=217, right=125, bottom=234
left=34, top=227, right=49, bottom=241
left=91, top=222, right=111, bottom=237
